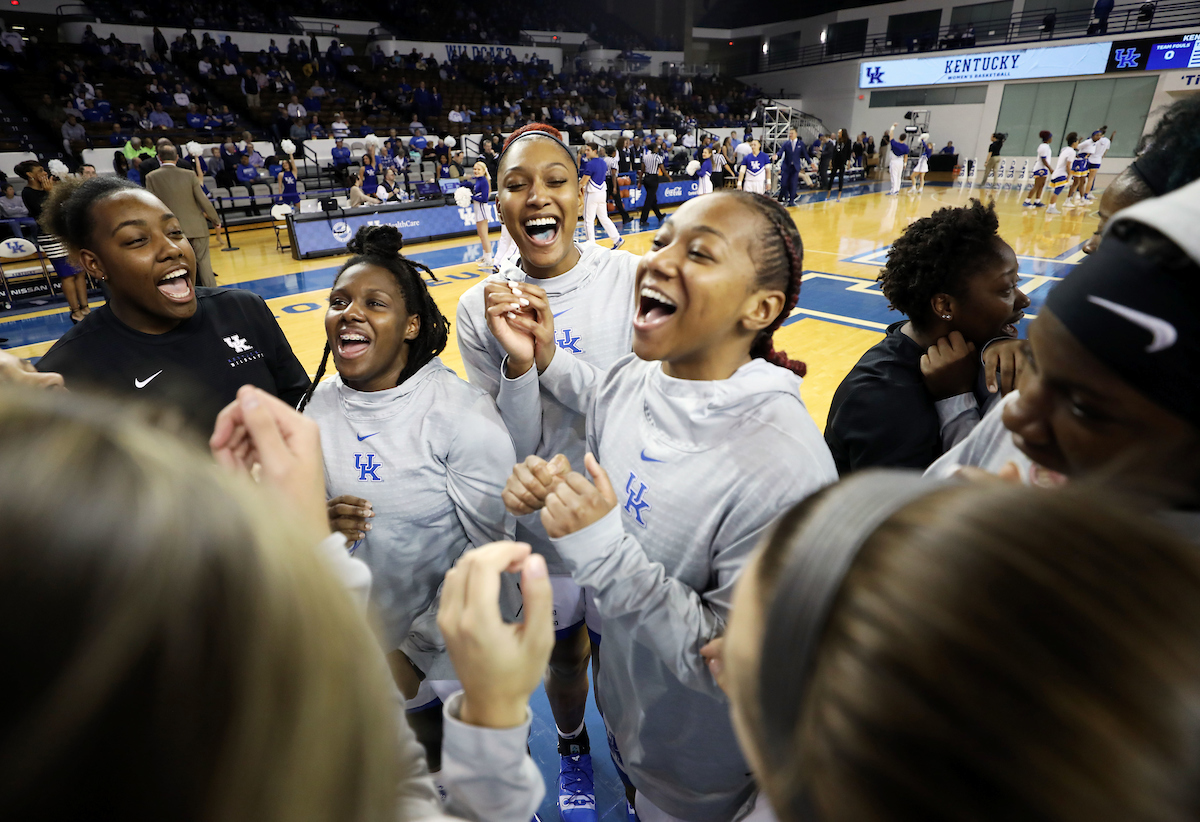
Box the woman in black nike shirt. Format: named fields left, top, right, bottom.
left=824, top=200, right=1030, bottom=474
left=36, top=177, right=309, bottom=433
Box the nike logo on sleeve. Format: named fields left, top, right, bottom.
left=1087, top=296, right=1178, bottom=353
left=356, top=432, right=379, bottom=441
left=134, top=370, right=163, bottom=389
left=640, top=450, right=665, bottom=463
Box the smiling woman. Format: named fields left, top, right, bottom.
left=298, top=224, right=518, bottom=773
left=824, top=199, right=1030, bottom=474
left=34, top=177, right=309, bottom=433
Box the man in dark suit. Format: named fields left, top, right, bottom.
left=145, top=144, right=222, bottom=286
left=776, top=127, right=813, bottom=205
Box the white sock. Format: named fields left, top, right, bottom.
left=559, top=719, right=585, bottom=739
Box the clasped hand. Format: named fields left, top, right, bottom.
left=503, top=453, right=617, bottom=538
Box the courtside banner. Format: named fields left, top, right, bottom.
left=623, top=179, right=701, bottom=207
left=859, top=42, right=1112, bottom=88
left=290, top=203, right=501, bottom=259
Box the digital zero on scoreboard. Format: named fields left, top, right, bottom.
left=1106, top=32, right=1200, bottom=71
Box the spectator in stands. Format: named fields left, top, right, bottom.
left=79, top=165, right=96, bottom=179
left=37, top=93, right=61, bottom=126
left=81, top=100, right=105, bottom=124
left=269, top=104, right=291, bottom=142
left=149, top=103, right=174, bottom=130
left=331, top=112, right=350, bottom=140
left=93, top=89, right=111, bottom=119
left=152, top=26, right=167, bottom=57
left=108, top=124, right=129, bottom=147
left=222, top=35, right=239, bottom=63
left=198, top=55, right=213, bottom=76
left=61, top=113, right=86, bottom=157
left=307, top=115, right=326, bottom=139
left=241, top=69, right=260, bottom=109
left=358, top=118, right=374, bottom=137
left=186, top=104, right=206, bottom=130
left=220, top=58, right=236, bottom=77
left=204, top=107, right=223, bottom=130
left=331, top=137, right=351, bottom=182
left=173, top=84, right=189, bottom=108
left=0, top=183, right=34, bottom=228
left=309, top=80, right=325, bottom=98
left=303, top=89, right=322, bottom=113
left=234, top=154, right=261, bottom=215
left=289, top=117, right=308, bottom=147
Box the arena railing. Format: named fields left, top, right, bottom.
left=738, top=0, right=1199, bottom=74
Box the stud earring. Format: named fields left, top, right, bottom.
left=942, top=314, right=951, bottom=320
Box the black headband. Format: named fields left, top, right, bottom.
left=1045, top=235, right=1200, bottom=428
left=757, top=472, right=952, bottom=818
left=1129, top=147, right=1170, bottom=196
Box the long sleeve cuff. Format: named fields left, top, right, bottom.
left=934, top=392, right=979, bottom=427
left=441, top=691, right=544, bottom=822
left=550, top=506, right=625, bottom=576
left=317, top=532, right=372, bottom=612
left=497, top=354, right=541, bottom=458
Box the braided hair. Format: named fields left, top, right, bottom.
left=718, top=190, right=807, bottom=377
left=297, top=224, right=447, bottom=412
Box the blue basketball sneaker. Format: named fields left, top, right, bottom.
left=559, top=754, right=597, bottom=822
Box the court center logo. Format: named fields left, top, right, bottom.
left=866, top=66, right=885, bottom=84
left=332, top=221, right=352, bottom=242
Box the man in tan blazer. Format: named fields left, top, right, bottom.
left=145, top=144, right=222, bottom=287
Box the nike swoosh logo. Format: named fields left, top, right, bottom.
left=1087, top=295, right=1177, bottom=353
left=134, top=370, right=163, bottom=389
left=640, top=450, right=665, bottom=463
left=356, top=432, right=379, bottom=441
left=553, top=309, right=570, bottom=318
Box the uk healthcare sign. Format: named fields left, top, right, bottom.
left=859, top=42, right=1112, bottom=88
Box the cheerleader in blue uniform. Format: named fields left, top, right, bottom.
left=696, top=146, right=714, bottom=195
left=360, top=151, right=379, bottom=198
left=276, top=154, right=300, bottom=206
left=471, top=161, right=492, bottom=270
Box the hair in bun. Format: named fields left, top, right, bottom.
left=346, top=224, right=404, bottom=257
left=298, top=224, right=449, bottom=411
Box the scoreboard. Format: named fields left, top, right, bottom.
left=1107, top=33, right=1200, bottom=72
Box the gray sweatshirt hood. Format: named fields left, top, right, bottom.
left=645, top=358, right=804, bottom=452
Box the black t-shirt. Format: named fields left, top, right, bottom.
left=824, top=321, right=942, bottom=475
left=989, top=140, right=1004, bottom=156
left=38, top=287, right=310, bottom=434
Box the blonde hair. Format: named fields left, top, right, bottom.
left=0, top=389, right=397, bottom=822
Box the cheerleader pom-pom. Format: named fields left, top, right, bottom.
left=47, top=159, right=69, bottom=178
left=453, top=186, right=473, bottom=208
left=621, top=129, right=633, bottom=139
left=582, top=130, right=595, bottom=143
left=686, top=159, right=700, bottom=176
left=280, top=139, right=296, bottom=155
left=920, top=133, right=930, bottom=143
left=237, top=140, right=248, bottom=152
left=445, top=135, right=456, bottom=148
left=364, top=134, right=380, bottom=150
left=186, top=140, right=203, bottom=157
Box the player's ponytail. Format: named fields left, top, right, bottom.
left=298, top=225, right=448, bottom=413
left=720, top=190, right=807, bottom=377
